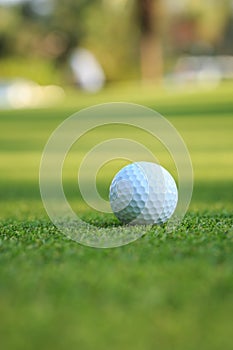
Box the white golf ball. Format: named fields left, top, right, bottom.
left=109, top=162, right=178, bottom=225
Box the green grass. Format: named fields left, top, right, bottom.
left=0, top=82, right=233, bottom=350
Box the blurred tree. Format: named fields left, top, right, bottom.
left=0, top=6, right=21, bottom=57
left=136, top=0, right=164, bottom=82
left=80, top=0, right=139, bottom=81
left=17, top=0, right=98, bottom=62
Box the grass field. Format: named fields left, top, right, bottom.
left=0, top=82, right=233, bottom=350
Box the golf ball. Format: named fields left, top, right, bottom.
left=109, top=162, right=178, bottom=225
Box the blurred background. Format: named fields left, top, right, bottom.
left=0, top=0, right=232, bottom=107
left=0, top=2, right=233, bottom=350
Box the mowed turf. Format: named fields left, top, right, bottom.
left=0, top=82, right=233, bottom=350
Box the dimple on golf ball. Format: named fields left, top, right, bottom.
left=109, top=162, right=178, bottom=225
